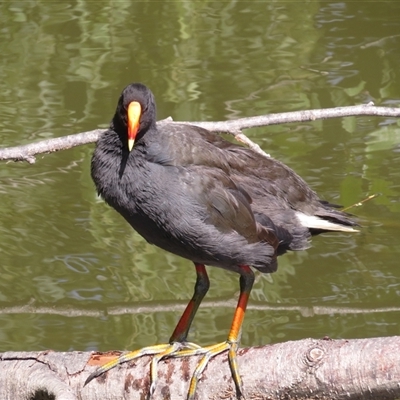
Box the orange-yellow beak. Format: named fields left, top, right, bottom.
left=127, top=101, right=142, bottom=151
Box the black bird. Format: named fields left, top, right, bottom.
left=86, top=83, right=357, bottom=398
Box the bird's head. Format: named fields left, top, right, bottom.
left=113, top=83, right=157, bottom=150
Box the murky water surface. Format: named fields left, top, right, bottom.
left=0, top=2, right=399, bottom=353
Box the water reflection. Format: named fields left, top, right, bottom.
left=0, top=1, right=399, bottom=354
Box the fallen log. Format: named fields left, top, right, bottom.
left=1, top=336, right=399, bottom=400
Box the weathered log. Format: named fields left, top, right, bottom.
left=1, top=336, right=399, bottom=400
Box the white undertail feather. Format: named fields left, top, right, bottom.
left=296, top=212, right=359, bottom=232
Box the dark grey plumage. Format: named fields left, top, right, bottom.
left=91, top=83, right=357, bottom=276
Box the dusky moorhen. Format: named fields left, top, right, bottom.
left=86, top=83, right=357, bottom=398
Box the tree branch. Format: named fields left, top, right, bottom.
left=1, top=337, right=399, bottom=399
left=1, top=104, right=399, bottom=163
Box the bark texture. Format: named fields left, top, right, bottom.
left=1, top=336, right=399, bottom=400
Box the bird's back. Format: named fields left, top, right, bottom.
left=151, top=123, right=357, bottom=250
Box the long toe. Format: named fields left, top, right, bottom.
left=84, top=341, right=205, bottom=398
left=84, top=343, right=173, bottom=387
left=149, top=342, right=186, bottom=396
left=172, top=340, right=243, bottom=400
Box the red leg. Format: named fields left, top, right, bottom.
left=186, top=265, right=255, bottom=400
left=85, top=264, right=210, bottom=389
left=169, top=263, right=210, bottom=343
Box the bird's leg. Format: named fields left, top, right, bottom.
left=149, top=263, right=210, bottom=395
left=227, top=265, right=254, bottom=398
left=170, top=263, right=210, bottom=343
left=84, top=264, right=210, bottom=392
left=181, top=265, right=254, bottom=400
left=84, top=264, right=253, bottom=400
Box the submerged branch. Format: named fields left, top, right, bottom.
left=1, top=298, right=399, bottom=318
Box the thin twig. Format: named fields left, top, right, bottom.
left=341, top=193, right=380, bottom=212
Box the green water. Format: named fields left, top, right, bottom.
left=0, top=1, right=399, bottom=355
